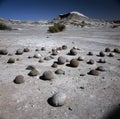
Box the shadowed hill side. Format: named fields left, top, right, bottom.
left=50, top=11, right=91, bottom=25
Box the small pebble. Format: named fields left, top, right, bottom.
left=88, top=52, right=93, bottom=56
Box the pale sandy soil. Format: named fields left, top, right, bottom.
left=0, top=24, right=120, bottom=119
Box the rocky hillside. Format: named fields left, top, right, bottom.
left=50, top=11, right=88, bottom=24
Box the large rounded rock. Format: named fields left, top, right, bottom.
left=34, top=53, right=41, bottom=58
left=62, top=45, right=67, bottom=50
left=58, top=56, right=66, bottom=64
left=26, top=65, right=36, bottom=70
left=55, top=69, right=65, bottom=75
left=44, top=56, right=52, bottom=61
left=42, top=71, right=54, bottom=80
left=70, top=59, right=79, bottom=67
left=7, top=58, right=15, bottom=63
left=113, top=48, right=120, bottom=53
left=51, top=63, right=58, bottom=68
left=28, top=69, right=39, bottom=76
left=99, top=51, right=105, bottom=57
left=69, top=49, right=77, bottom=55
left=105, top=47, right=111, bottom=52
left=24, top=47, right=30, bottom=52
left=108, top=52, right=115, bottom=57
left=16, top=49, right=23, bottom=55
left=98, top=59, right=106, bottom=63
left=0, top=49, right=8, bottom=55
left=51, top=49, right=58, bottom=56
left=13, top=75, right=24, bottom=84
left=88, top=69, right=99, bottom=76
left=87, top=59, right=95, bottom=64
left=77, top=56, right=84, bottom=61
left=49, top=92, right=67, bottom=107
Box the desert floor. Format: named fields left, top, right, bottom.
left=0, top=24, right=120, bottom=119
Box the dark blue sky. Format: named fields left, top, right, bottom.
left=0, top=0, right=120, bottom=20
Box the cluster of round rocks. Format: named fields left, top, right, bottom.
left=0, top=46, right=120, bottom=107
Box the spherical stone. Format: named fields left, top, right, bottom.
left=113, top=48, right=120, bottom=53
left=55, top=69, right=65, bottom=75
left=77, top=56, right=84, bottom=61
left=7, top=58, right=15, bottom=63
left=13, top=75, right=24, bottom=84
left=16, top=49, right=23, bottom=55
left=99, top=51, right=105, bottom=57
left=87, top=59, right=95, bottom=64
left=26, top=65, right=36, bottom=70
left=34, top=53, right=41, bottom=58
left=62, top=45, right=67, bottom=50
left=88, top=52, right=93, bottom=56
left=28, top=56, right=33, bottom=59
left=24, top=47, right=30, bottom=52
left=105, top=47, right=111, bottom=52
left=0, top=49, right=8, bottom=55
left=58, top=56, right=66, bottom=64
left=42, top=71, right=54, bottom=80
left=70, top=59, right=79, bottom=67
left=108, top=52, right=115, bottom=57
left=96, top=66, right=105, bottom=71
left=49, top=92, right=67, bottom=107
left=70, top=49, right=77, bottom=55
left=51, top=63, right=58, bottom=68
left=88, top=69, right=99, bottom=76
left=28, top=69, right=39, bottom=76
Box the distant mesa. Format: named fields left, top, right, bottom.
left=59, top=11, right=88, bottom=19
left=51, top=11, right=90, bottom=25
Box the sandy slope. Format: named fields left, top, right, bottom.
left=0, top=24, right=120, bottom=119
